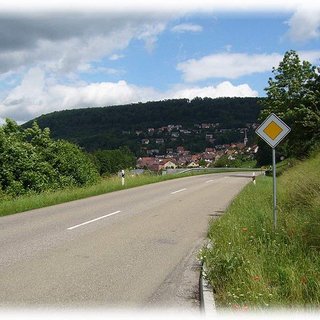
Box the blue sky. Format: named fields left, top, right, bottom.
left=0, top=0, right=319, bottom=123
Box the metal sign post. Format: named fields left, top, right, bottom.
left=272, top=148, right=277, bottom=229
left=256, top=113, right=291, bottom=230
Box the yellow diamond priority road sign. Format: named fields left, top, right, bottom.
left=256, top=113, right=291, bottom=148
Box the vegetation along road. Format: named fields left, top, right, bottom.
left=0, top=172, right=253, bottom=309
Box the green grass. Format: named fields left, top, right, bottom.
left=201, top=151, right=320, bottom=309
left=0, top=167, right=263, bottom=218
left=0, top=172, right=182, bottom=217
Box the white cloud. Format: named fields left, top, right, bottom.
left=136, top=22, right=167, bottom=52
left=299, top=50, right=320, bottom=65
left=0, top=68, right=160, bottom=121
left=0, top=14, right=168, bottom=75
left=171, top=81, right=258, bottom=99
left=177, top=51, right=320, bottom=82
left=0, top=68, right=258, bottom=123
left=109, top=54, right=125, bottom=61
left=171, top=23, right=203, bottom=33
left=287, top=8, right=320, bottom=41
left=177, top=52, right=283, bottom=82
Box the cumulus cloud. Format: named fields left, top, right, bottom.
left=287, top=8, right=320, bottom=41
left=0, top=68, right=161, bottom=121
left=171, top=23, right=203, bottom=33
left=177, top=53, right=283, bottom=82
left=0, top=13, right=168, bottom=75
left=177, top=51, right=320, bottom=82
left=171, top=82, right=258, bottom=99
left=1, top=3, right=319, bottom=124
left=0, top=68, right=258, bottom=122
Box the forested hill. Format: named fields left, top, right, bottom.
left=23, top=97, right=262, bottom=153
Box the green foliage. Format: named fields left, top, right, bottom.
left=93, top=147, right=136, bottom=175
left=0, top=167, right=215, bottom=217
left=23, top=97, right=262, bottom=153
left=0, top=119, right=99, bottom=197
left=214, top=154, right=256, bottom=168
left=259, top=50, right=320, bottom=159
left=255, top=139, right=273, bottom=166
left=279, top=151, right=320, bottom=250
left=202, top=151, right=320, bottom=308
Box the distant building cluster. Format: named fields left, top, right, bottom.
left=125, top=122, right=259, bottom=171
left=136, top=144, right=259, bottom=172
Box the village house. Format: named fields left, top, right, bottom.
left=141, top=139, right=150, bottom=145
left=236, top=143, right=245, bottom=150
left=201, top=152, right=215, bottom=162
left=136, top=157, right=157, bottom=169
left=159, top=159, right=177, bottom=170
left=136, top=157, right=177, bottom=171
left=192, top=154, right=201, bottom=161
left=148, top=128, right=155, bottom=135
left=176, top=154, right=192, bottom=167
left=147, top=149, right=159, bottom=156
left=187, top=161, right=199, bottom=168
left=176, top=146, right=185, bottom=154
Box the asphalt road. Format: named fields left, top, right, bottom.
left=0, top=172, right=252, bottom=309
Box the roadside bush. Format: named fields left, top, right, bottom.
left=0, top=119, right=99, bottom=196
left=46, top=140, right=100, bottom=187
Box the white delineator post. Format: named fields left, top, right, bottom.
left=252, top=172, right=256, bottom=185
left=121, top=170, right=125, bottom=186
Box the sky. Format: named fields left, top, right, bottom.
left=0, top=0, right=319, bottom=124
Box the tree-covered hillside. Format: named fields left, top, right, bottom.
left=24, top=97, right=262, bottom=153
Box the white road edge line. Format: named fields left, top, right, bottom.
left=67, top=211, right=121, bottom=230
left=170, top=188, right=187, bottom=195
left=205, top=180, right=214, bottom=183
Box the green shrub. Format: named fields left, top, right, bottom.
left=0, top=119, right=99, bottom=197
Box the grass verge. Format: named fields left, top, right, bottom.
left=201, top=151, right=320, bottom=309
left=0, top=172, right=182, bottom=217
left=0, top=168, right=257, bottom=217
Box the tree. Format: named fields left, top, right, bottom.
left=93, top=147, right=136, bottom=176
left=259, top=50, right=320, bottom=158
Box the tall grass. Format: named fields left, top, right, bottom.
left=202, top=151, right=320, bottom=309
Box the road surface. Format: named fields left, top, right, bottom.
left=0, top=173, right=252, bottom=309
